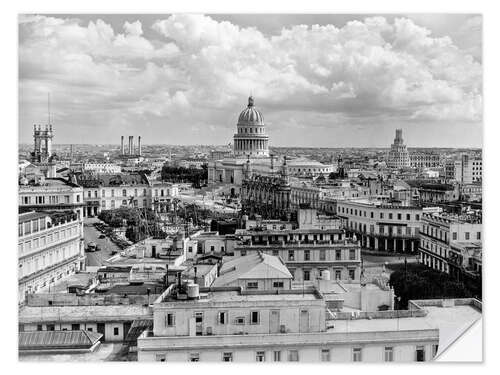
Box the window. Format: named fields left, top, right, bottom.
left=416, top=214, right=420, bottom=221
left=352, top=348, right=362, bottom=362
left=37, top=324, right=43, bottom=331
left=218, top=311, right=227, bottom=325
left=273, top=281, right=284, bottom=288
left=87, top=327, right=93, bottom=332
left=384, top=347, right=394, bottom=362
left=319, top=249, right=326, bottom=261
left=273, top=351, right=281, bottom=362
left=415, top=346, right=425, bottom=362
left=406, top=214, right=411, bottom=220
left=321, top=349, right=330, bottom=362
left=465, top=232, right=470, bottom=240
left=349, top=249, right=356, bottom=260
left=380, top=213, right=384, bottom=219
left=166, top=313, right=175, bottom=327
left=114, top=327, right=119, bottom=336
left=189, top=353, right=200, bottom=362
left=303, top=270, right=310, bottom=281
left=241, top=249, right=247, bottom=256
left=304, top=250, right=310, bottom=261
left=288, top=250, right=295, bottom=261
left=389, top=213, right=393, bottom=219
left=247, top=281, right=258, bottom=290
left=397, top=213, right=402, bottom=220
left=222, top=352, right=233, bottom=362
left=256, top=351, right=265, bottom=362
left=47, top=324, right=55, bottom=331
left=349, top=269, right=355, bottom=280
left=335, top=270, right=341, bottom=280
left=432, top=344, right=439, bottom=358
left=272, top=249, right=279, bottom=256
left=452, top=232, right=458, bottom=240
left=235, top=317, right=245, bottom=325
left=370, top=212, right=374, bottom=218
left=288, top=350, right=299, bottom=362
left=72, top=324, right=80, bottom=331
left=250, top=311, right=260, bottom=324
left=335, top=250, right=341, bottom=260
left=122, top=189, right=127, bottom=197
left=156, top=354, right=166, bottom=362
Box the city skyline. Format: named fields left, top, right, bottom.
left=19, top=14, right=482, bottom=148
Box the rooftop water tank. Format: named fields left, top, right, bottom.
left=187, top=283, right=200, bottom=299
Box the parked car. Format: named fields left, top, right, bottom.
left=86, top=242, right=97, bottom=252
left=98, top=234, right=106, bottom=239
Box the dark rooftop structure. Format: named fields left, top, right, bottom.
left=19, top=330, right=102, bottom=354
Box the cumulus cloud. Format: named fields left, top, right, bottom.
left=18, top=14, right=482, bottom=146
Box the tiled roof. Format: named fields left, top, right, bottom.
left=19, top=330, right=102, bottom=350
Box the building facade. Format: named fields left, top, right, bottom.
left=232, top=227, right=361, bottom=284
left=409, top=153, right=441, bottom=169
left=336, top=199, right=422, bottom=253
left=418, top=212, right=482, bottom=274
left=233, top=96, right=269, bottom=157
left=18, top=211, right=85, bottom=303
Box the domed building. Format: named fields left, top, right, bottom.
left=233, top=96, right=269, bottom=157
left=208, top=96, right=277, bottom=193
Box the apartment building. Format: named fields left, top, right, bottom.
left=18, top=211, right=85, bottom=303
left=336, top=198, right=422, bottom=253
left=232, top=227, right=361, bottom=284
left=419, top=212, right=482, bottom=274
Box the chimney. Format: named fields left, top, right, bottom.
left=120, top=136, right=124, bottom=155
left=128, top=136, right=133, bottom=155
left=138, top=136, right=142, bottom=156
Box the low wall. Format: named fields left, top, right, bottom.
left=26, top=293, right=160, bottom=306
left=329, top=308, right=427, bottom=321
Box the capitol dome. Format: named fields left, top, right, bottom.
left=238, top=96, right=264, bottom=125
left=233, top=96, right=269, bottom=158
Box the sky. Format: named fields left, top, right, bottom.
left=18, top=14, right=483, bottom=148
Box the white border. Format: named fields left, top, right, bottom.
left=3, top=0, right=497, bottom=373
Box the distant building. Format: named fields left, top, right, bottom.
left=30, top=124, right=54, bottom=163
left=82, top=162, right=122, bottom=174
left=409, top=153, right=441, bottom=169
left=75, top=172, right=179, bottom=217
left=445, top=154, right=482, bottom=184
left=18, top=211, right=85, bottom=303
left=386, top=129, right=410, bottom=168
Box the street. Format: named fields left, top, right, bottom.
left=83, top=217, right=121, bottom=267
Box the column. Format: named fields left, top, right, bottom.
left=374, top=237, right=378, bottom=250
left=402, top=239, right=406, bottom=252
left=384, top=238, right=388, bottom=251
left=411, top=241, right=415, bottom=252
left=394, top=239, right=397, bottom=252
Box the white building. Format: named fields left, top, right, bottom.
left=137, top=284, right=481, bottom=362
left=336, top=198, right=423, bottom=253
left=18, top=211, right=85, bottom=303
left=445, top=154, right=482, bottom=184
left=82, top=162, right=122, bottom=174
left=419, top=211, right=482, bottom=274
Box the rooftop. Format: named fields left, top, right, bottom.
left=19, top=330, right=102, bottom=351
left=212, top=252, right=292, bottom=287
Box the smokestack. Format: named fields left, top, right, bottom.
left=120, top=136, right=124, bottom=155
left=128, top=136, right=133, bottom=155
left=138, top=136, right=142, bottom=156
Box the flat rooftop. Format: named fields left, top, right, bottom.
left=161, top=288, right=323, bottom=305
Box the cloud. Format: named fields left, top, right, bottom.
left=19, top=14, right=482, bottom=146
